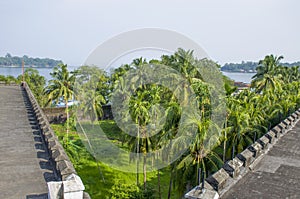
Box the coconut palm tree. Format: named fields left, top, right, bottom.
left=287, top=66, right=300, bottom=83
left=79, top=89, right=106, bottom=122
left=75, top=66, right=108, bottom=123
left=225, top=103, right=253, bottom=158
left=251, top=55, right=283, bottom=93
left=173, top=117, right=222, bottom=194
left=44, top=63, right=76, bottom=144
left=128, top=89, right=150, bottom=187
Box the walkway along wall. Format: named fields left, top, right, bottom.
left=21, top=82, right=90, bottom=199
left=185, top=108, right=300, bottom=199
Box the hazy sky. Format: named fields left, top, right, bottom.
left=0, top=0, right=299, bottom=66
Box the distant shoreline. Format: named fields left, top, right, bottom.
left=0, top=66, right=54, bottom=68
left=221, top=70, right=256, bottom=74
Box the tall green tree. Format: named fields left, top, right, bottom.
left=18, top=68, right=46, bottom=106
left=251, top=55, right=283, bottom=93
left=44, top=64, right=76, bottom=144
left=75, top=66, right=108, bottom=123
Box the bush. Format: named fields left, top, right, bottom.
left=109, top=181, right=155, bottom=199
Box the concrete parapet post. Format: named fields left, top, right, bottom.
left=47, top=137, right=61, bottom=149
left=223, top=158, right=243, bottom=179
left=39, top=120, right=47, bottom=129
left=52, top=148, right=70, bottom=162
left=185, top=182, right=219, bottom=199
left=236, top=149, right=254, bottom=167
left=48, top=174, right=85, bottom=199
left=57, top=160, right=77, bottom=180
left=291, top=113, right=298, bottom=120
left=265, top=131, right=276, bottom=144
left=37, top=114, right=45, bottom=122
left=283, top=118, right=291, bottom=129
left=48, top=181, right=63, bottom=199
left=248, top=142, right=262, bottom=158
left=83, top=192, right=91, bottom=199
left=41, top=125, right=50, bottom=134
left=257, top=136, right=269, bottom=150
left=206, top=168, right=230, bottom=192
left=278, top=122, right=287, bottom=134
left=63, top=174, right=85, bottom=199
left=271, top=126, right=281, bottom=138
left=49, top=144, right=65, bottom=158
left=36, top=112, right=43, bottom=120
left=287, top=116, right=294, bottom=124
left=44, top=131, right=54, bottom=142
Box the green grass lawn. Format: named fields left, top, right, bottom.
left=51, top=121, right=180, bottom=199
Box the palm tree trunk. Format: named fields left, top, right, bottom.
left=223, top=131, right=227, bottom=162
left=232, top=145, right=235, bottom=159
left=223, top=140, right=227, bottom=162
left=143, top=154, right=147, bottom=190
left=66, top=98, right=69, bottom=147
left=157, top=169, right=162, bottom=199
left=223, top=117, right=227, bottom=162
left=167, top=169, right=173, bottom=199
left=136, top=120, right=140, bottom=186
left=196, top=159, right=200, bottom=185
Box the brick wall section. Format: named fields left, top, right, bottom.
left=185, top=108, right=300, bottom=199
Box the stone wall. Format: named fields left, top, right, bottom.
left=42, top=104, right=114, bottom=123
left=22, top=82, right=90, bottom=199
left=185, top=108, right=300, bottom=199
left=42, top=107, right=67, bottom=124
left=0, top=81, right=18, bottom=86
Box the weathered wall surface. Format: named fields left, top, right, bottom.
left=42, top=107, right=67, bottom=124
left=42, top=104, right=114, bottom=124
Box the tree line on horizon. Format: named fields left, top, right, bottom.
left=221, top=60, right=300, bottom=73
left=0, top=53, right=63, bottom=68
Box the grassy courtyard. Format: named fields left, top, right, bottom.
left=51, top=121, right=179, bottom=199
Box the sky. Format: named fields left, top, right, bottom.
left=0, top=0, right=299, bottom=66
